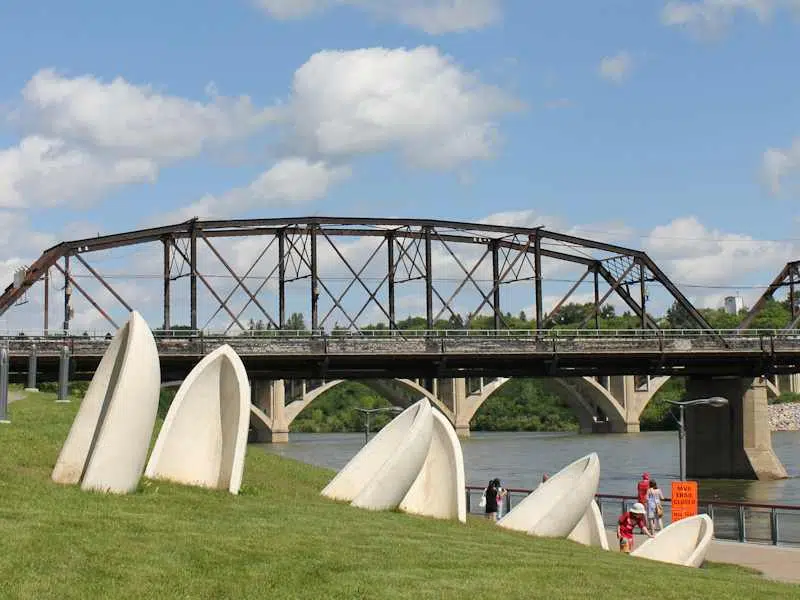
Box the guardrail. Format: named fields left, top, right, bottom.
left=465, top=486, right=800, bottom=546
left=4, top=329, right=800, bottom=360
left=1, top=328, right=799, bottom=339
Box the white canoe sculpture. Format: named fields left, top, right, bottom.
left=567, top=500, right=609, bottom=550
left=632, top=514, right=714, bottom=567
left=145, top=345, right=251, bottom=494
left=51, top=311, right=160, bottom=494
left=321, top=399, right=433, bottom=511
left=399, top=408, right=467, bottom=523
left=498, top=453, right=600, bottom=537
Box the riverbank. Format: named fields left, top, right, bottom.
left=1, top=393, right=797, bottom=598
left=770, top=402, right=800, bottom=431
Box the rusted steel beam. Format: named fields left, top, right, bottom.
left=163, top=237, right=171, bottom=330
left=199, top=232, right=278, bottom=330
left=52, top=262, right=117, bottom=329
left=595, top=262, right=659, bottom=330
left=318, top=231, right=389, bottom=328
left=534, top=233, right=543, bottom=329
left=310, top=225, right=319, bottom=331
left=387, top=231, right=395, bottom=329
left=541, top=267, right=592, bottom=328
left=278, top=228, right=286, bottom=328
left=492, top=240, right=501, bottom=330
left=73, top=254, right=133, bottom=312
left=425, top=227, right=433, bottom=329
left=738, top=262, right=793, bottom=330
left=63, top=255, right=72, bottom=333
left=43, top=269, right=50, bottom=335
left=171, top=241, right=246, bottom=332
left=431, top=235, right=491, bottom=323
left=222, top=262, right=280, bottom=335
left=468, top=238, right=532, bottom=327
left=189, top=221, right=198, bottom=331
left=579, top=261, right=638, bottom=329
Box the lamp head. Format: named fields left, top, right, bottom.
left=706, top=396, right=729, bottom=408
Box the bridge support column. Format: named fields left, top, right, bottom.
left=606, top=375, right=645, bottom=433
left=438, top=378, right=470, bottom=438
left=685, top=377, right=787, bottom=480
left=253, top=379, right=289, bottom=443
left=25, top=344, right=38, bottom=392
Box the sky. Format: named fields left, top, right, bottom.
left=1, top=0, right=800, bottom=332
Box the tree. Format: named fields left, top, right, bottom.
left=286, top=312, right=307, bottom=331
left=664, top=301, right=696, bottom=329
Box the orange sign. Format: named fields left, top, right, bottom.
left=671, top=481, right=698, bottom=522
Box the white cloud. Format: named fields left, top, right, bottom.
left=643, top=216, right=794, bottom=285
left=0, top=70, right=274, bottom=208
left=598, top=52, right=633, bottom=84
left=18, top=69, right=274, bottom=159
left=661, top=0, right=800, bottom=35
left=762, top=138, right=800, bottom=194
left=254, top=0, right=503, bottom=34
left=284, top=46, right=521, bottom=168
left=168, top=157, right=351, bottom=221
left=0, top=136, right=157, bottom=208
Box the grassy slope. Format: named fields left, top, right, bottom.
left=0, top=394, right=795, bottom=600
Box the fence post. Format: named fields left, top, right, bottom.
left=0, top=347, right=9, bottom=423
left=737, top=505, right=747, bottom=543
left=465, top=490, right=471, bottom=513
left=770, top=509, right=779, bottom=546
left=57, top=345, right=70, bottom=403
left=26, top=343, right=38, bottom=391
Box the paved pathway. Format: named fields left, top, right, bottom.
left=605, top=530, right=800, bottom=584
left=9, top=391, right=24, bottom=403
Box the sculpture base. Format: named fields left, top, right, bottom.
left=24, top=388, right=38, bottom=393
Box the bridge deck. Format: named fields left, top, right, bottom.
left=4, top=331, right=800, bottom=379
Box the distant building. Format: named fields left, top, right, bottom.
left=724, top=295, right=743, bottom=315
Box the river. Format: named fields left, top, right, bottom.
left=260, top=430, right=800, bottom=505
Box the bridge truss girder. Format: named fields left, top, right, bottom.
left=737, top=260, right=800, bottom=331
left=0, top=217, right=715, bottom=334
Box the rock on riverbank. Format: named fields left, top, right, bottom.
left=769, top=403, right=800, bottom=431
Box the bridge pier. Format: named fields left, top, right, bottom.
left=251, top=379, right=289, bottom=443
left=685, top=377, right=787, bottom=480
left=438, top=378, right=470, bottom=438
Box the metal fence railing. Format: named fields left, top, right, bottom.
left=465, top=486, right=800, bottom=547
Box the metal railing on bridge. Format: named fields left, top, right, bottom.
left=3, top=328, right=800, bottom=355
left=465, top=486, right=800, bottom=547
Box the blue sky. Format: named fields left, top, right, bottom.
left=1, top=0, right=800, bottom=331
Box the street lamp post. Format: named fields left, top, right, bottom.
left=354, top=406, right=403, bottom=445
left=663, top=396, right=729, bottom=481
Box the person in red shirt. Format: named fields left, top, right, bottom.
left=637, top=472, right=650, bottom=504
left=617, top=502, right=654, bottom=553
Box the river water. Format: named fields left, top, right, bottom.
left=260, top=430, right=800, bottom=505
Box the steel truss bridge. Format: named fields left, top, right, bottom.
left=0, top=216, right=715, bottom=333
left=2, top=217, right=800, bottom=380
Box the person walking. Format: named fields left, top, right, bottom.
left=483, top=479, right=499, bottom=522
left=494, top=478, right=507, bottom=519
left=617, top=502, right=654, bottom=553
left=646, top=479, right=665, bottom=532
left=637, top=472, right=650, bottom=505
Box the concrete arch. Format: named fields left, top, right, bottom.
left=249, top=378, right=454, bottom=442
left=461, top=376, right=629, bottom=434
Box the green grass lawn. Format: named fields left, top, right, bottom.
left=0, top=392, right=795, bottom=599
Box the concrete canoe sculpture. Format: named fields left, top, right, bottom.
left=631, top=514, right=714, bottom=567
left=399, top=408, right=467, bottom=523
left=567, top=500, right=609, bottom=550
left=322, top=398, right=434, bottom=511
left=51, top=311, right=160, bottom=494
left=145, top=344, right=251, bottom=494
left=498, top=453, right=601, bottom=537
